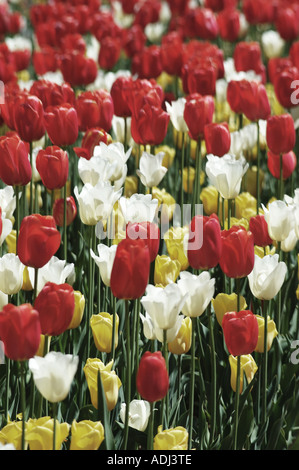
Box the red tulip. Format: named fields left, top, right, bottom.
left=53, top=196, right=77, bottom=227
left=187, top=214, right=222, bottom=270
left=233, top=41, right=266, bottom=82
left=110, top=238, right=150, bottom=300
left=273, top=66, right=299, bottom=109
left=30, top=79, right=75, bottom=109
left=122, top=24, right=146, bottom=58
left=32, top=46, right=59, bottom=76
left=130, top=102, right=170, bottom=146
left=204, top=122, right=231, bottom=157
left=267, top=150, right=297, bottom=180
left=184, top=93, right=214, bottom=141
left=222, top=310, right=259, bottom=356
left=44, top=103, right=78, bottom=147
left=34, top=282, right=75, bottom=336
left=75, top=90, right=114, bottom=133
left=185, top=58, right=218, bottom=96
left=59, top=51, right=98, bottom=88
left=217, top=8, right=240, bottom=42
left=126, top=221, right=160, bottom=263
left=110, top=76, right=134, bottom=118
left=0, top=303, right=41, bottom=361
left=248, top=214, right=273, bottom=247
left=13, top=94, right=45, bottom=143
left=17, top=214, right=61, bottom=269
left=219, top=226, right=255, bottom=278
left=131, top=45, right=163, bottom=80
left=243, top=0, right=275, bottom=25
left=98, top=36, right=122, bottom=71
left=267, top=57, right=293, bottom=85
left=266, top=114, right=296, bottom=155
left=227, top=79, right=270, bottom=122
left=36, top=145, right=69, bottom=191
left=0, top=133, right=32, bottom=186
left=275, top=7, right=299, bottom=42
left=160, top=31, right=184, bottom=77
left=136, top=351, right=169, bottom=402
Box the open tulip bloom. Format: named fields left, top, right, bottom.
left=1, top=0, right=299, bottom=454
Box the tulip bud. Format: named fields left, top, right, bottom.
left=154, top=254, right=181, bottom=286
left=52, top=196, right=77, bottom=227
left=67, top=290, right=85, bottom=330
left=222, top=310, right=259, bottom=356
left=229, top=354, right=258, bottom=394
left=136, top=351, right=169, bottom=402
left=266, top=114, right=296, bottom=155
left=219, top=225, right=255, bottom=278
left=212, top=292, right=247, bottom=326
left=90, top=311, right=119, bottom=353
left=254, top=314, right=278, bottom=353
left=36, top=146, right=69, bottom=191
left=168, top=317, right=192, bottom=355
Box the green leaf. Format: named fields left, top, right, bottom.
left=97, top=371, right=115, bottom=450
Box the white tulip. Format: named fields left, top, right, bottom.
left=0, top=186, right=16, bottom=220
left=119, top=400, right=151, bottom=432
left=205, top=153, right=249, bottom=200
left=140, top=312, right=157, bottom=341
left=90, top=243, right=117, bottom=287
left=74, top=181, right=122, bottom=226
left=29, top=352, right=79, bottom=403
left=248, top=254, right=287, bottom=301
left=93, top=141, right=131, bottom=190
left=136, top=151, right=167, bottom=188
left=178, top=271, right=215, bottom=318
left=281, top=229, right=298, bottom=252
left=284, top=189, right=299, bottom=239
left=154, top=314, right=184, bottom=343
left=0, top=212, right=13, bottom=247
left=119, top=193, right=158, bottom=224
left=261, top=30, right=285, bottom=59
left=111, top=116, right=134, bottom=148
left=0, top=253, right=25, bottom=295
left=28, top=256, right=75, bottom=295
left=165, top=98, right=188, bottom=133
left=141, top=283, right=187, bottom=332
left=262, top=199, right=294, bottom=242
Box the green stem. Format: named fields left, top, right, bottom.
left=162, top=329, right=169, bottom=430
left=29, top=142, right=33, bottom=215
left=233, top=355, right=241, bottom=450
left=188, top=317, right=196, bottom=449
left=256, top=121, right=260, bottom=214
left=63, top=183, right=67, bottom=261
left=15, top=185, right=20, bottom=252
left=52, top=402, right=57, bottom=450
left=208, top=304, right=217, bottom=445
left=4, top=357, right=10, bottom=425
left=180, top=132, right=185, bottom=227
left=123, top=299, right=131, bottom=450
left=110, top=294, right=116, bottom=365
left=33, top=268, right=38, bottom=303
left=261, top=300, right=268, bottom=428
left=20, top=361, right=26, bottom=451
left=147, top=402, right=155, bottom=450
left=279, top=153, right=284, bottom=201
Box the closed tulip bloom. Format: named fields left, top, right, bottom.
left=110, top=76, right=133, bottom=118
left=53, top=196, right=77, bottom=227
left=153, top=425, right=188, bottom=451
left=119, top=400, right=151, bottom=432
left=206, top=153, right=249, bottom=200
left=267, top=150, right=296, bottom=180
left=165, top=98, right=188, bottom=134
left=110, top=238, right=150, bottom=300
left=154, top=255, right=181, bottom=286
left=131, top=102, right=170, bottom=146
left=126, top=221, right=160, bottom=263
left=70, top=420, right=104, bottom=451
left=29, top=351, right=78, bottom=403
left=248, top=254, right=287, bottom=301
left=204, top=122, right=231, bottom=157
left=36, top=146, right=69, bottom=191
left=136, top=151, right=167, bottom=188
left=0, top=253, right=25, bottom=295
left=90, top=312, right=119, bottom=353
left=274, top=66, right=299, bottom=109
left=266, top=114, right=296, bottom=155
left=212, top=292, right=247, bottom=326
left=229, top=354, right=258, bottom=394
left=222, top=310, right=259, bottom=356
left=178, top=271, right=215, bottom=318
left=91, top=243, right=117, bottom=287
left=0, top=303, right=41, bottom=361
left=249, top=214, right=273, bottom=247
left=262, top=199, right=294, bottom=242
left=220, top=226, right=255, bottom=278
left=141, top=283, right=187, bottom=332
left=187, top=214, right=222, bottom=270
left=0, top=134, right=32, bottom=187
left=17, top=214, right=61, bottom=269
left=67, top=290, right=85, bottom=330
left=184, top=93, right=214, bottom=141
left=13, top=94, right=45, bottom=143
left=44, top=103, right=78, bottom=147
left=136, top=351, right=169, bottom=402
left=255, top=314, right=278, bottom=353
left=83, top=358, right=121, bottom=411
left=168, top=316, right=192, bottom=355
left=34, top=282, right=75, bottom=336
left=164, top=226, right=189, bottom=271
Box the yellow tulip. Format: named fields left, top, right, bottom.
left=254, top=314, right=278, bottom=353
left=67, top=291, right=85, bottom=330
left=90, top=311, right=119, bottom=353
left=154, top=255, right=181, bottom=286
left=153, top=425, right=188, bottom=450
left=235, top=192, right=257, bottom=220
left=152, top=186, right=176, bottom=222
left=229, top=354, right=258, bottom=394
left=124, top=176, right=138, bottom=198
left=83, top=358, right=121, bottom=411
left=254, top=245, right=276, bottom=258
left=0, top=420, right=24, bottom=450
left=26, top=417, right=70, bottom=450
left=164, top=226, right=189, bottom=271
left=70, top=420, right=104, bottom=450
left=223, top=217, right=249, bottom=231
left=200, top=185, right=219, bottom=216
left=168, top=317, right=192, bottom=355
left=242, top=166, right=265, bottom=199
left=22, top=266, right=33, bottom=291
left=212, top=292, right=247, bottom=326
left=5, top=229, right=16, bottom=254
left=296, top=284, right=299, bottom=301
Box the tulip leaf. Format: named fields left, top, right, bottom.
left=97, top=371, right=115, bottom=450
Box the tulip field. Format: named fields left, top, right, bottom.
left=1, top=0, right=299, bottom=454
